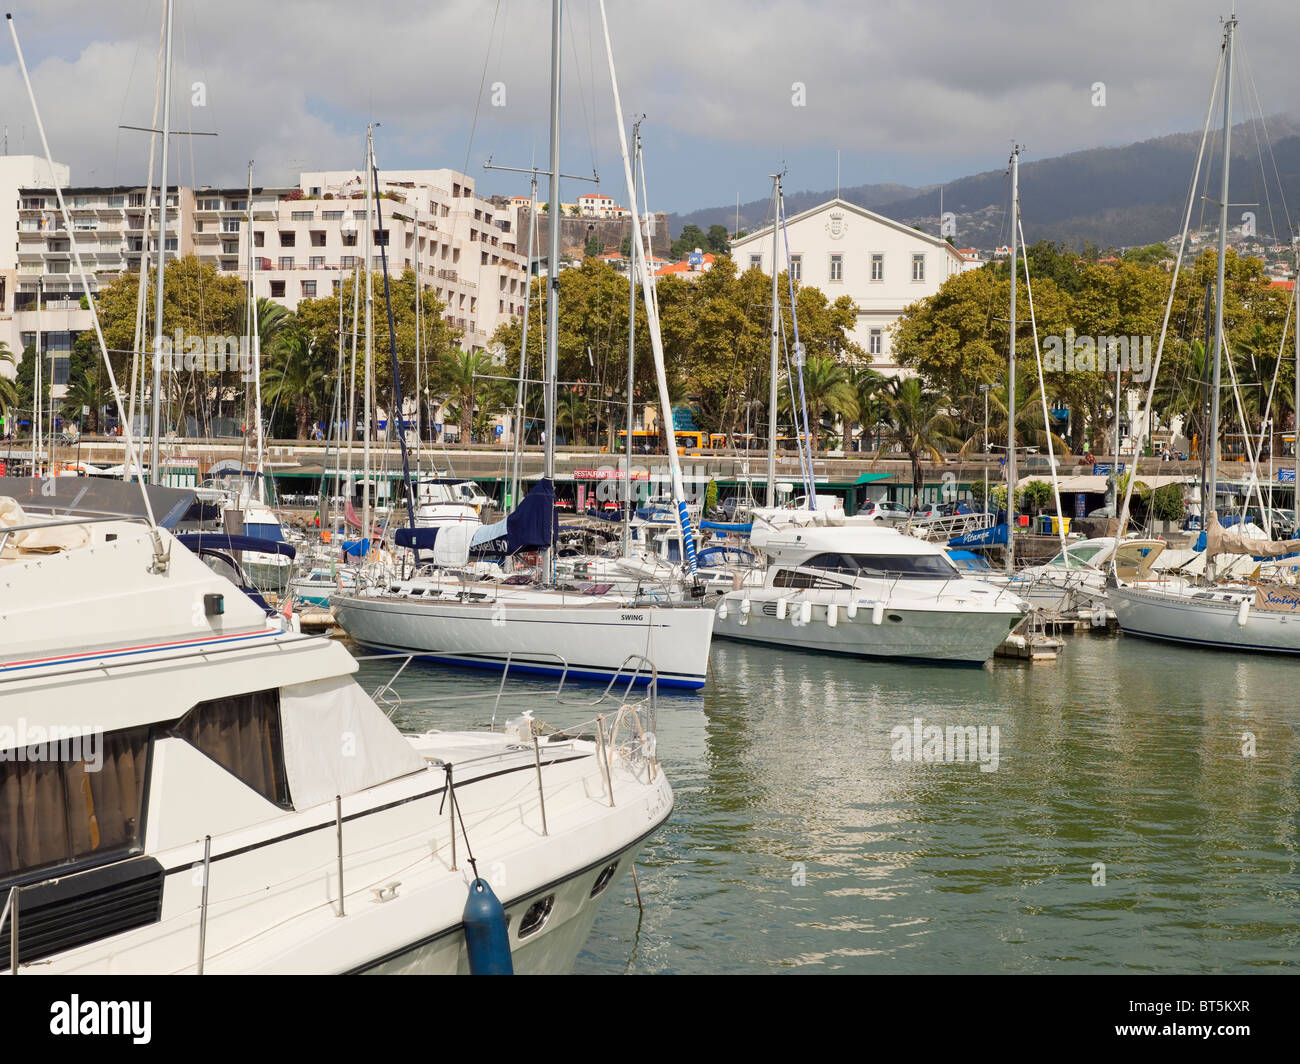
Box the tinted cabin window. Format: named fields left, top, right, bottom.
left=805, top=553, right=957, bottom=579
left=172, top=690, right=292, bottom=809
left=0, top=725, right=150, bottom=883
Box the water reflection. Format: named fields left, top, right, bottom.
left=354, top=634, right=1300, bottom=973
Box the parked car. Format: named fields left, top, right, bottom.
left=858, top=498, right=911, bottom=524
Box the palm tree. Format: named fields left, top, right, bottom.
left=849, top=365, right=887, bottom=452
left=958, top=374, right=1070, bottom=459
left=262, top=327, right=329, bottom=439
left=434, top=349, right=496, bottom=443
left=555, top=389, right=590, bottom=446
left=779, top=355, right=858, bottom=450
left=63, top=367, right=112, bottom=434
left=876, top=376, right=960, bottom=502
left=0, top=343, right=17, bottom=425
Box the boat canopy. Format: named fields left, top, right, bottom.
left=0, top=475, right=196, bottom=529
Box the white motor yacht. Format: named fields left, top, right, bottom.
left=714, top=524, right=1026, bottom=663
left=0, top=478, right=670, bottom=974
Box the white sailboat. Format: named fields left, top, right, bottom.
left=331, top=0, right=715, bottom=690
left=1108, top=12, right=1300, bottom=654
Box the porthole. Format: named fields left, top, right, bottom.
left=590, top=862, right=619, bottom=898
left=887, top=614, right=904, bottom=623
left=517, top=894, right=555, bottom=938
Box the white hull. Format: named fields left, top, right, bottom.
left=1110, top=582, right=1300, bottom=655
left=714, top=591, right=1021, bottom=663
left=332, top=589, right=716, bottom=689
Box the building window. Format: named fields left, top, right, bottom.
left=309, top=255, right=325, bottom=270
left=871, top=254, right=883, bottom=281
left=341, top=255, right=357, bottom=269
left=912, top=254, right=925, bottom=282
left=301, top=280, right=317, bottom=297
left=171, top=690, right=291, bottom=809
left=221, top=218, right=241, bottom=233
left=270, top=280, right=285, bottom=298
left=310, top=231, right=326, bottom=248
left=373, top=229, right=390, bottom=246
left=279, top=256, right=295, bottom=270
left=869, top=329, right=882, bottom=355
left=290, top=210, right=313, bottom=221
left=341, top=232, right=357, bottom=247
left=322, top=210, right=344, bottom=221
left=789, top=255, right=802, bottom=281
left=750, top=254, right=762, bottom=269
left=829, top=254, right=843, bottom=282
left=253, top=231, right=265, bottom=248
left=279, top=231, right=295, bottom=247
left=332, top=279, right=341, bottom=295
left=0, top=725, right=151, bottom=882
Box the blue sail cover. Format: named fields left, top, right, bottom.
left=175, top=532, right=296, bottom=559
left=504, top=478, right=557, bottom=553
left=948, top=523, right=1008, bottom=548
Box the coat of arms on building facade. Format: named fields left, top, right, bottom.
left=825, top=210, right=846, bottom=239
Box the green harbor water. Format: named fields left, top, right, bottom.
left=355, top=632, right=1300, bottom=974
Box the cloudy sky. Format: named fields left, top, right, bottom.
left=2, top=1, right=1295, bottom=214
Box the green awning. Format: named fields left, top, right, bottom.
left=854, top=472, right=895, bottom=485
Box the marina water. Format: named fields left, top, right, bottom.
left=357, top=634, right=1299, bottom=974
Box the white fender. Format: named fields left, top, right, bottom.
left=826, top=603, right=838, bottom=628
left=739, top=597, right=750, bottom=625
left=871, top=600, right=885, bottom=626
left=776, top=599, right=788, bottom=620
left=1237, top=598, right=1251, bottom=627
left=798, top=600, right=813, bottom=625
left=716, top=599, right=729, bottom=620
left=846, top=601, right=858, bottom=620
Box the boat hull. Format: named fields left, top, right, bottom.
left=713, top=594, right=1021, bottom=664
left=332, top=593, right=715, bottom=689
left=1110, top=584, right=1300, bottom=654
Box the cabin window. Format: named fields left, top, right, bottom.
left=804, top=552, right=958, bottom=579
left=0, top=725, right=151, bottom=884
left=171, top=690, right=292, bottom=809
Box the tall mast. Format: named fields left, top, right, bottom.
left=765, top=174, right=780, bottom=507
left=363, top=126, right=375, bottom=552
left=1294, top=232, right=1299, bottom=532
left=149, top=0, right=173, bottom=484
left=624, top=122, right=640, bottom=555
left=1207, top=12, right=1236, bottom=576
left=509, top=174, right=538, bottom=512
left=32, top=279, right=40, bottom=474
left=1005, top=144, right=1020, bottom=575
left=247, top=161, right=264, bottom=479
left=413, top=203, right=423, bottom=478
left=543, top=0, right=562, bottom=580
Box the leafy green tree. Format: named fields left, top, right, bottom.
left=780, top=354, right=858, bottom=449
left=585, top=234, right=603, bottom=259
left=705, top=225, right=731, bottom=255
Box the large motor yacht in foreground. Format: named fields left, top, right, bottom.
left=713, top=524, right=1026, bottom=663
left=0, top=478, right=669, bottom=974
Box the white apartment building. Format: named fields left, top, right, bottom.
left=198, top=168, right=528, bottom=353
left=2, top=163, right=527, bottom=384
left=730, top=198, right=979, bottom=374
left=575, top=193, right=629, bottom=219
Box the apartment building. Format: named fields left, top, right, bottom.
left=2, top=160, right=528, bottom=382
